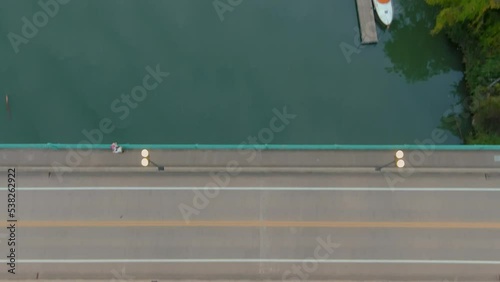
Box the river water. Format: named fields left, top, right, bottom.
left=0, top=0, right=464, bottom=145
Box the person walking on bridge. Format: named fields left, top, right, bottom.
left=111, top=142, right=123, bottom=154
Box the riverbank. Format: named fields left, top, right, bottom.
left=427, top=1, right=500, bottom=144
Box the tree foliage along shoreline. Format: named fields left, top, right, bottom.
left=426, top=0, right=500, bottom=144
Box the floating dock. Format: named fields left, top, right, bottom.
left=355, top=0, right=378, bottom=44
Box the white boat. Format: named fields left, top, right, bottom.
left=373, top=0, right=393, bottom=28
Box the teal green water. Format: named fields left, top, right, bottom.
left=0, top=0, right=464, bottom=145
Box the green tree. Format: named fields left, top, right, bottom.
left=473, top=96, right=500, bottom=134
left=426, top=0, right=500, bottom=34
left=426, top=0, right=500, bottom=144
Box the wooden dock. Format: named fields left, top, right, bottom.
left=355, top=0, right=378, bottom=44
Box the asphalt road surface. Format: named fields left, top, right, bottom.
left=1, top=171, right=500, bottom=281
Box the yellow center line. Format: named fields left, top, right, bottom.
left=4, top=221, right=500, bottom=229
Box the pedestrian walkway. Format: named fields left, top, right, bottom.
left=1, top=147, right=500, bottom=169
